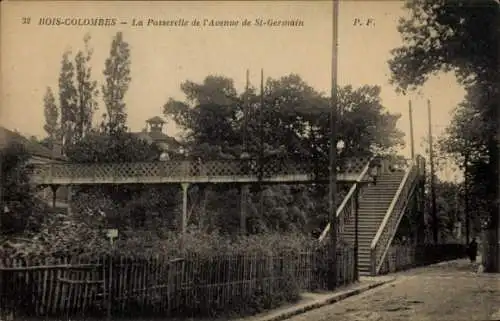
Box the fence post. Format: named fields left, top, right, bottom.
left=106, top=229, right=118, bottom=321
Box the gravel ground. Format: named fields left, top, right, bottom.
left=284, top=260, right=500, bottom=321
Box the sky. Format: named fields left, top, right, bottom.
left=1, top=1, right=466, bottom=180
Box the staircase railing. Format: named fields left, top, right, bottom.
left=318, top=156, right=374, bottom=244
left=369, top=157, right=421, bottom=275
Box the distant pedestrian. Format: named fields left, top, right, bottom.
left=370, top=164, right=379, bottom=185
left=467, top=238, right=478, bottom=263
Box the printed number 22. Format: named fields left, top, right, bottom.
left=22, top=17, right=31, bottom=24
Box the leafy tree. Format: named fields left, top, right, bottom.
left=43, top=87, right=59, bottom=149
left=388, top=0, right=499, bottom=272
left=164, top=74, right=404, bottom=235
left=1, top=142, right=47, bottom=235
left=165, top=75, right=404, bottom=160
left=66, top=129, right=161, bottom=163
left=59, top=50, right=78, bottom=153
left=102, top=32, right=131, bottom=133
left=74, top=33, right=98, bottom=140
left=438, top=88, right=491, bottom=242
left=65, top=129, right=180, bottom=231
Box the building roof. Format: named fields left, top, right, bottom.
left=146, top=116, right=166, bottom=124
left=132, top=131, right=182, bottom=150
left=0, top=126, right=65, bottom=160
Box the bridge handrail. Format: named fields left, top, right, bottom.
left=318, top=155, right=375, bottom=243
left=31, top=156, right=373, bottom=183
left=369, top=157, right=420, bottom=274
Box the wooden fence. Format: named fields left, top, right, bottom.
left=379, top=243, right=467, bottom=274
left=0, top=247, right=355, bottom=319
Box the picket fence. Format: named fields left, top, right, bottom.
left=0, top=247, right=355, bottom=318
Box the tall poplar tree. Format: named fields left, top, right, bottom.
left=102, top=32, right=131, bottom=133
left=43, top=87, right=59, bottom=149
left=59, top=50, right=78, bottom=152
left=74, top=33, right=98, bottom=140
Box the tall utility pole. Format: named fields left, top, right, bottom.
left=259, top=69, right=265, bottom=177
left=409, top=100, right=415, bottom=159
left=427, top=99, right=438, bottom=244
left=243, top=69, right=250, bottom=152
left=464, top=153, right=470, bottom=244
left=328, top=0, right=340, bottom=291
left=240, top=69, right=251, bottom=234
left=0, top=151, right=3, bottom=232
left=259, top=69, right=265, bottom=216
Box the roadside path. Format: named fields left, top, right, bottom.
left=283, top=259, right=500, bottom=321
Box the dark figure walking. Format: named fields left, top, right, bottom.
left=467, top=238, right=478, bottom=263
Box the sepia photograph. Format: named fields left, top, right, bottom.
left=0, top=1, right=499, bottom=320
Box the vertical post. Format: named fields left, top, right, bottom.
left=259, top=69, right=265, bottom=216
left=107, top=251, right=113, bottom=321
left=464, top=155, right=470, bottom=244
left=0, top=151, right=3, bottom=232
left=427, top=99, right=438, bottom=244
left=50, top=185, right=59, bottom=209
left=259, top=68, right=265, bottom=179
left=105, top=229, right=118, bottom=321
left=354, top=186, right=360, bottom=281
left=328, top=0, right=340, bottom=291
left=243, top=69, right=250, bottom=153
left=67, top=186, right=72, bottom=216
left=240, top=185, right=249, bottom=234
left=198, top=184, right=206, bottom=230
left=180, top=183, right=189, bottom=235
left=409, top=100, right=415, bottom=160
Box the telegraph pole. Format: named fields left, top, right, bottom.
left=328, top=0, right=340, bottom=290
left=428, top=99, right=438, bottom=244
left=243, top=69, right=250, bottom=153
left=0, top=150, right=3, bottom=232
left=259, top=69, right=265, bottom=177
left=259, top=69, right=265, bottom=216
left=409, top=100, right=415, bottom=159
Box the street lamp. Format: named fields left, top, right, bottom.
left=336, top=140, right=347, bottom=171
left=336, top=140, right=345, bottom=151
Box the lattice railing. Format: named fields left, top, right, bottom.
left=369, top=157, right=420, bottom=275
left=318, top=156, right=375, bottom=244
left=31, top=156, right=372, bottom=184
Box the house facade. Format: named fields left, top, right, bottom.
left=133, top=116, right=183, bottom=158
left=0, top=126, right=67, bottom=207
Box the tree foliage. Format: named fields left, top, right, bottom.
left=59, top=50, right=78, bottom=152
left=389, top=0, right=499, bottom=270
left=163, top=74, right=404, bottom=235
left=74, top=33, right=98, bottom=140
left=43, top=87, right=59, bottom=149
left=102, top=32, right=131, bottom=133
left=164, top=74, right=405, bottom=160
left=56, top=34, right=99, bottom=153
left=388, top=0, right=498, bottom=92
left=1, top=143, right=47, bottom=235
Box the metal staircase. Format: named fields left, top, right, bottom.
left=319, top=155, right=425, bottom=276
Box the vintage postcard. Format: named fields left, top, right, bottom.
left=1, top=1, right=498, bottom=320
